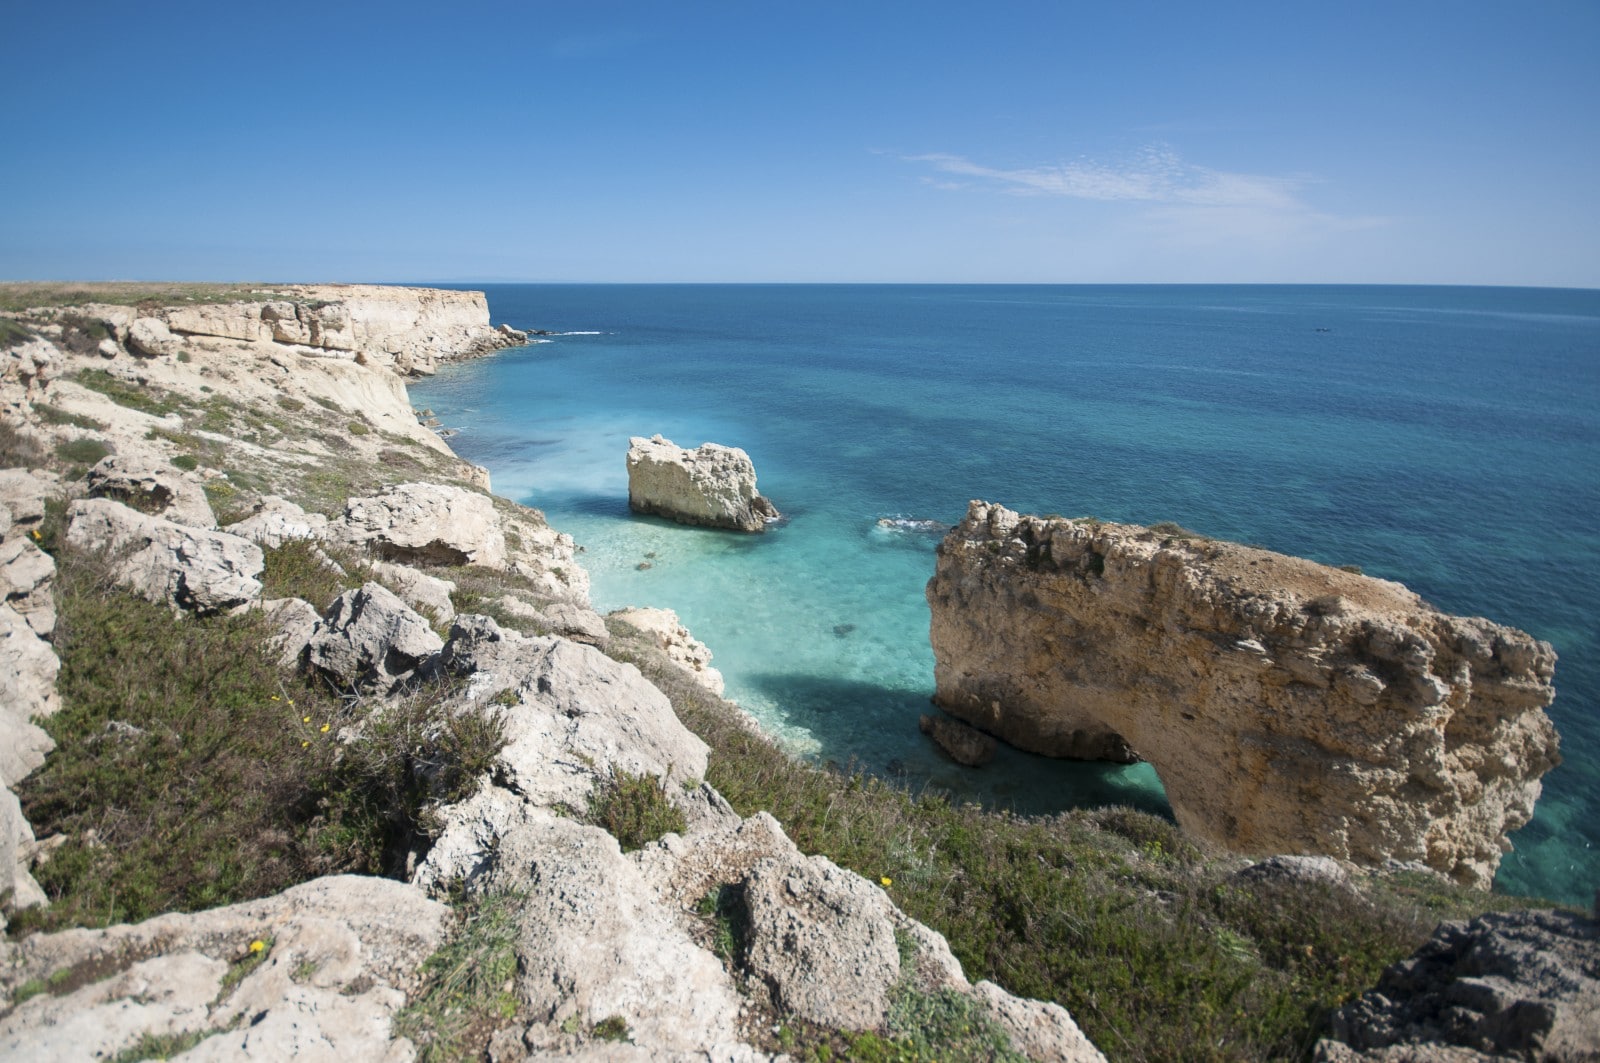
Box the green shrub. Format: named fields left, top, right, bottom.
left=170, top=454, right=200, bottom=471
left=55, top=437, right=110, bottom=466
left=348, top=421, right=370, bottom=436
left=32, top=403, right=105, bottom=431
left=71, top=368, right=180, bottom=417
left=586, top=769, right=687, bottom=852
left=0, top=318, right=36, bottom=348
left=259, top=539, right=366, bottom=612
left=394, top=890, right=524, bottom=1062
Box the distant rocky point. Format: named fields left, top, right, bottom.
left=927, top=500, right=1561, bottom=888
left=626, top=434, right=779, bottom=533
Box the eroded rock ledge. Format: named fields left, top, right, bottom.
left=927, top=501, right=1561, bottom=888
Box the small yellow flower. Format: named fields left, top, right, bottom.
left=319, top=723, right=330, bottom=733
left=249, top=939, right=266, bottom=954
left=880, top=876, right=892, bottom=887
left=301, top=740, right=310, bottom=749
left=30, top=529, right=41, bottom=540
left=302, top=715, right=311, bottom=724
left=270, top=695, right=280, bottom=702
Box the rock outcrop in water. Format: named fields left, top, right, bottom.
left=626, top=433, right=779, bottom=532
left=927, top=501, right=1561, bottom=887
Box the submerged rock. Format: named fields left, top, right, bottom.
left=927, top=501, right=1561, bottom=888
left=919, top=712, right=997, bottom=766
left=626, top=434, right=779, bottom=533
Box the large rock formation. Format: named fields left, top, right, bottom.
left=626, top=434, right=779, bottom=533
left=66, top=498, right=264, bottom=616
left=927, top=501, right=1561, bottom=888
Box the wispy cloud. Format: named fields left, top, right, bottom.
left=904, top=146, right=1305, bottom=211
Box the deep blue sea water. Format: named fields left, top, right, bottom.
left=411, top=284, right=1600, bottom=904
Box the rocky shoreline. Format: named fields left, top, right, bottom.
left=1, top=284, right=1593, bottom=1061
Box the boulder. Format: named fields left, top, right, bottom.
left=919, top=712, right=997, bottom=767
left=66, top=498, right=263, bottom=615
left=125, top=316, right=182, bottom=357
left=307, top=581, right=443, bottom=692
left=626, top=435, right=779, bottom=533
left=610, top=606, right=724, bottom=696
left=1317, top=909, right=1600, bottom=1062
left=0, top=875, right=448, bottom=1061
left=927, top=502, right=1562, bottom=888
left=368, top=559, right=456, bottom=623
left=262, top=597, right=321, bottom=669
left=434, top=615, right=707, bottom=811
left=2, top=776, right=47, bottom=914
left=86, top=452, right=215, bottom=529
left=224, top=495, right=330, bottom=548
left=742, top=852, right=902, bottom=1030
left=338, top=482, right=506, bottom=568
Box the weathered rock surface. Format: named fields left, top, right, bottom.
left=919, top=712, right=997, bottom=767
left=262, top=596, right=322, bottom=669
left=224, top=495, right=332, bottom=548
left=126, top=315, right=183, bottom=357
left=743, top=851, right=904, bottom=1029
left=610, top=605, right=725, bottom=696
left=1, top=337, right=59, bottom=413
left=86, top=451, right=216, bottom=528
left=338, top=481, right=507, bottom=568
left=369, top=558, right=456, bottom=623
left=0, top=875, right=449, bottom=1061
left=0, top=470, right=60, bottom=798
left=66, top=497, right=264, bottom=615
left=626, top=434, right=779, bottom=533
left=927, top=501, right=1561, bottom=887
left=431, top=615, right=708, bottom=814
left=162, top=284, right=525, bottom=376
left=307, top=581, right=443, bottom=692
left=1316, top=909, right=1600, bottom=1062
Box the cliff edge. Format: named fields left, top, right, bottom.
left=927, top=501, right=1561, bottom=888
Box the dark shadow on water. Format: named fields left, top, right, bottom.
left=743, top=670, right=1174, bottom=821
left=547, top=493, right=634, bottom=520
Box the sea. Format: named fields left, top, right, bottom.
left=411, top=284, right=1600, bottom=906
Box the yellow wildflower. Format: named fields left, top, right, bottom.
left=302, top=715, right=311, bottom=723
left=249, top=939, right=266, bottom=953
left=319, top=723, right=330, bottom=733
left=270, top=695, right=280, bottom=702
left=301, top=740, right=310, bottom=749
left=880, top=876, right=892, bottom=887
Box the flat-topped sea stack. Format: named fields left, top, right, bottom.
left=927, top=501, right=1561, bottom=888
left=626, top=434, right=779, bottom=532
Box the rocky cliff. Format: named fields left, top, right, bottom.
left=0, top=290, right=1102, bottom=1062
left=927, top=501, right=1561, bottom=888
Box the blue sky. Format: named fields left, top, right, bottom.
left=4, top=1, right=1597, bottom=285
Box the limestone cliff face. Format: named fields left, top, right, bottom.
left=159, top=284, right=525, bottom=376
left=927, top=501, right=1561, bottom=888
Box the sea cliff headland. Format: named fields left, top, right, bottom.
left=0, top=283, right=1591, bottom=1062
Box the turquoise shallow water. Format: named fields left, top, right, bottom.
left=412, top=284, right=1600, bottom=904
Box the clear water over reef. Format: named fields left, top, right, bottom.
left=412, top=284, right=1600, bottom=904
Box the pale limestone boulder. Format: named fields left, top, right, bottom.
left=86, top=451, right=215, bottom=529
left=225, top=495, right=331, bottom=548
left=0, top=482, right=59, bottom=785
left=1317, top=909, right=1600, bottom=1062
left=742, top=852, right=902, bottom=1030
left=1, top=337, right=59, bottom=410
left=339, top=482, right=506, bottom=568
left=2, top=776, right=47, bottom=914
left=927, top=501, right=1562, bottom=887
left=126, top=316, right=182, bottom=357
left=970, top=981, right=1107, bottom=1063
left=626, top=434, right=779, bottom=533
left=435, top=615, right=707, bottom=811
left=609, top=605, right=724, bottom=696
left=446, top=810, right=748, bottom=1056
left=66, top=498, right=263, bottom=615
left=164, top=302, right=274, bottom=343
left=369, top=559, right=456, bottom=623
left=263, top=597, right=321, bottom=669
left=0, top=875, right=448, bottom=1061
left=307, top=582, right=442, bottom=693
